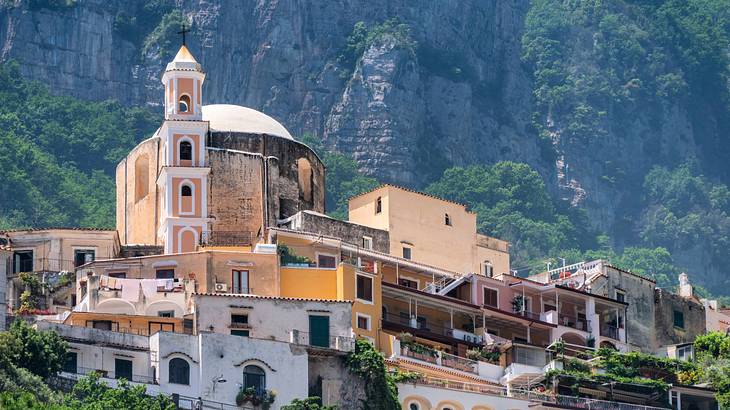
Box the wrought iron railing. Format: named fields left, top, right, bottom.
left=65, top=366, right=156, bottom=384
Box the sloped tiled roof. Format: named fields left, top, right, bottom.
left=193, top=292, right=352, bottom=304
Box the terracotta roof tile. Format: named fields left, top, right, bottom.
left=0, top=227, right=116, bottom=233
left=193, top=292, right=352, bottom=304
left=348, top=184, right=474, bottom=212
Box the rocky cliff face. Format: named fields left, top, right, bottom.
left=2, top=0, right=728, bottom=285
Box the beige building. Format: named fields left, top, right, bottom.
left=348, top=185, right=509, bottom=276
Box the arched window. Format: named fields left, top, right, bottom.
left=297, top=158, right=313, bottom=202
left=134, top=154, right=149, bottom=202
left=179, top=95, right=191, bottom=113
left=181, top=184, right=192, bottom=197
left=375, top=197, right=382, bottom=214
left=409, top=404, right=419, bottom=410
left=445, top=213, right=452, bottom=226
left=179, top=141, right=193, bottom=161
left=243, top=365, right=266, bottom=393
left=168, top=358, right=190, bottom=385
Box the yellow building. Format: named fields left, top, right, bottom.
left=348, top=185, right=509, bottom=277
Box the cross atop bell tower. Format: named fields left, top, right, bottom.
left=161, top=23, right=204, bottom=121
left=177, top=23, right=190, bottom=46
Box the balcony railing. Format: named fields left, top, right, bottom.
left=600, top=324, right=621, bottom=341
left=64, top=366, right=156, bottom=384
left=383, top=312, right=477, bottom=342
left=553, top=395, right=669, bottom=410
left=13, top=258, right=77, bottom=274
left=200, top=231, right=252, bottom=247
left=401, top=346, right=438, bottom=364
left=518, top=310, right=543, bottom=321
left=399, top=346, right=478, bottom=374
left=558, top=313, right=589, bottom=332
left=289, top=329, right=355, bottom=352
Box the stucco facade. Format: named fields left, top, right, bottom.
left=348, top=185, right=510, bottom=276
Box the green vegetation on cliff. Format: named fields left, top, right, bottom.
left=0, top=62, right=159, bottom=229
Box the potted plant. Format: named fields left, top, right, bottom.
left=236, top=387, right=276, bottom=409
left=512, top=295, right=525, bottom=313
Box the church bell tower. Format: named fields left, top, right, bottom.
left=157, top=40, right=211, bottom=254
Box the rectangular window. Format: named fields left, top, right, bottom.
left=232, top=270, right=249, bottom=294
left=64, top=352, right=77, bottom=374
left=402, top=247, right=411, bottom=260
left=482, top=262, right=494, bottom=278
left=13, top=251, right=33, bottom=273
left=317, top=254, right=337, bottom=269
left=91, top=320, right=113, bottom=331
left=309, top=315, right=330, bottom=348
left=398, top=278, right=418, bottom=289
left=362, top=236, right=373, bottom=250
left=231, top=314, right=249, bottom=326
left=356, top=275, right=373, bottom=302
left=108, top=272, right=127, bottom=278
left=74, top=249, right=95, bottom=267
left=356, top=314, right=371, bottom=331
left=158, top=311, right=174, bottom=318
left=114, top=358, right=133, bottom=381
left=615, top=290, right=625, bottom=303
left=483, top=288, right=499, bottom=308
left=673, top=310, right=685, bottom=329
left=231, top=329, right=250, bottom=337
left=156, top=269, right=175, bottom=279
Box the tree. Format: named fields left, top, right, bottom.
left=0, top=320, right=68, bottom=379
left=65, top=373, right=175, bottom=410
left=282, top=397, right=336, bottom=410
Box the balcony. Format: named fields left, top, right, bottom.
left=13, top=258, right=77, bottom=274
left=382, top=312, right=483, bottom=347
left=549, top=395, right=669, bottom=410
left=62, top=366, right=156, bottom=384
left=200, top=231, right=252, bottom=247
left=600, top=324, right=621, bottom=341
left=289, top=329, right=354, bottom=352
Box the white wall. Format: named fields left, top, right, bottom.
left=152, top=332, right=310, bottom=408
left=399, top=383, right=532, bottom=410
left=194, top=294, right=353, bottom=343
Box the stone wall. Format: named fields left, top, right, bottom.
left=283, top=211, right=389, bottom=252
left=653, top=289, right=706, bottom=350
left=208, top=132, right=325, bottom=228
left=307, top=353, right=367, bottom=408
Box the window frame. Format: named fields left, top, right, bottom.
left=114, top=358, right=133, bottom=381
left=179, top=139, right=193, bottom=162
left=158, top=310, right=175, bottom=318
left=316, top=252, right=337, bottom=269
left=482, top=261, right=494, bottom=277
left=482, top=286, right=499, bottom=308
left=673, top=310, right=685, bottom=329
left=445, top=213, right=452, bottom=226
left=356, top=313, right=372, bottom=331
left=615, top=290, right=626, bottom=303
left=356, top=273, right=374, bottom=304
left=375, top=196, right=382, bottom=214
left=402, top=246, right=412, bottom=260
left=13, top=250, right=34, bottom=274
left=232, top=270, right=249, bottom=294
left=156, top=269, right=175, bottom=279
left=168, top=357, right=191, bottom=385
left=362, top=236, right=373, bottom=250
left=243, top=365, right=266, bottom=393
left=178, top=94, right=191, bottom=113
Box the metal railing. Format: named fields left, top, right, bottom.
left=289, top=330, right=355, bottom=352
left=553, top=395, right=669, bottom=410
left=405, top=377, right=669, bottom=410
left=200, top=231, right=252, bottom=247
left=519, top=310, right=543, bottom=321
left=600, top=324, right=620, bottom=341
left=66, top=366, right=156, bottom=384
left=382, top=312, right=459, bottom=340
left=13, top=258, right=77, bottom=274
left=558, top=313, right=590, bottom=332
left=175, top=395, right=240, bottom=410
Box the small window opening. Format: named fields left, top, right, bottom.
left=181, top=185, right=192, bottom=197
left=445, top=213, right=452, bottom=226
left=180, top=141, right=193, bottom=161
left=179, top=95, right=191, bottom=113
left=375, top=197, right=382, bottom=214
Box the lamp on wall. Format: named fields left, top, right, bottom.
left=211, top=375, right=227, bottom=393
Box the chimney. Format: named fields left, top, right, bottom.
left=678, top=273, right=693, bottom=299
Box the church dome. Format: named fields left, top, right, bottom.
left=202, top=104, right=294, bottom=140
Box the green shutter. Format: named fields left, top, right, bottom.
left=309, top=315, right=330, bottom=348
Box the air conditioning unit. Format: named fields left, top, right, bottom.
left=214, top=283, right=228, bottom=293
